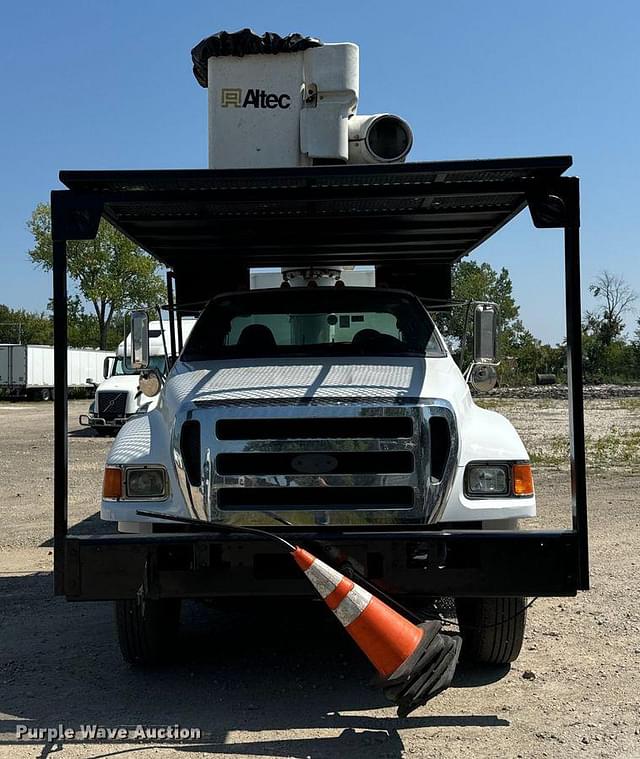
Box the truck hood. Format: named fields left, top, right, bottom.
left=150, top=356, right=466, bottom=527
left=96, top=375, right=140, bottom=393
left=163, top=356, right=468, bottom=411
left=106, top=357, right=534, bottom=529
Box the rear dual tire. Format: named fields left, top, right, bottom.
left=115, top=598, right=181, bottom=665
left=455, top=596, right=527, bottom=665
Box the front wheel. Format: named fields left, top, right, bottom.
left=455, top=597, right=527, bottom=665
left=114, top=598, right=181, bottom=665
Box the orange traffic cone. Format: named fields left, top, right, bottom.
left=292, top=547, right=461, bottom=717
left=134, top=509, right=460, bottom=715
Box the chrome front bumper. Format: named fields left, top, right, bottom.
left=79, top=414, right=128, bottom=428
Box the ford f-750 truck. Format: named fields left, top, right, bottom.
left=50, top=30, right=588, bottom=677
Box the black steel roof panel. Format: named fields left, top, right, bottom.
left=59, top=156, right=572, bottom=269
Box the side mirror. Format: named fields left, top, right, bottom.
left=125, top=311, right=149, bottom=371
left=86, top=377, right=96, bottom=387
left=470, top=364, right=498, bottom=392
left=473, top=303, right=498, bottom=363
left=139, top=368, right=162, bottom=398
left=103, top=356, right=115, bottom=379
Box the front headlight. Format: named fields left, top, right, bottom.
left=465, top=464, right=509, bottom=496
left=124, top=467, right=168, bottom=499
left=464, top=462, right=534, bottom=498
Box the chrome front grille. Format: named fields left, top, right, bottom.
left=173, top=401, right=456, bottom=526
left=215, top=450, right=415, bottom=476
left=215, top=415, right=414, bottom=440
left=217, top=485, right=415, bottom=511
left=96, top=391, right=127, bottom=420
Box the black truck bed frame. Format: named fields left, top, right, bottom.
left=51, top=156, right=588, bottom=600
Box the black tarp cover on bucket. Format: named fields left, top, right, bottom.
left=192, top=29, right=323, bottom=87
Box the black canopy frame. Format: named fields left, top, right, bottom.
left=50, top=156, right=588, bottom=599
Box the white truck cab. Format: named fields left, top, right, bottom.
left=104, top=285, right=533, bottom=530
left=80, top=320, right=194, bottom=436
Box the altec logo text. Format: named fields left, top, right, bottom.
left=221, top=88, right=291, bottom=109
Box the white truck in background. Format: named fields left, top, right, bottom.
left=0, top=344, right=109, bottom=401
left=80, top=319, right=195, bottom=436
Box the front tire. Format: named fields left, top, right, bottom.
left=455, top=596, right=527, bottom=665
left=115, top=598, right=181, bottom=665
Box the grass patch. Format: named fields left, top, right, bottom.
left=475, top=398, right=557, bottom=411
left=587, top=428, right=640, bottom=470
left=529, top=436, right=570, bottom=468
left=474, top=398, right=519, bottom=411
left=616, top=397, right=640, bottom=412
left=528, top=428, right=640, bottom=471
left=474, top=399, right=498, bottom=410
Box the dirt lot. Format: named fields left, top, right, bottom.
left=0, top=399, right=639, bottom=758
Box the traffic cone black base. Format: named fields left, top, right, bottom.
left=381, top=621, right=462, bottom=717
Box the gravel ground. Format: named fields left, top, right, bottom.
left=0, top=399, right=639, bottom=758
left=477, top=397, right=640, bottom=477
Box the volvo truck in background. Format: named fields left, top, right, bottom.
left=51, top=30, right=588, bottom=678
left=80, top=320, right=195, bottom=435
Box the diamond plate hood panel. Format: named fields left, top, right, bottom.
left=162, top=358, right=434, bottom=409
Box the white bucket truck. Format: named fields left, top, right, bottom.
left=51, top=30, right=588, bottom=677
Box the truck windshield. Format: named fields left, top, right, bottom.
left=113, top=356, right=167, bottom=376
left=182, top=289, right=446, bottom=360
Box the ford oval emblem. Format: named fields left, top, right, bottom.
left=291, top=453, right=339, bottom=474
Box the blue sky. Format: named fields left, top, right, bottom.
left=1, top=0, right=638, bottom=344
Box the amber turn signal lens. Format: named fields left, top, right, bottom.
left=512, top=463, right=534, bottom=496
left=103, top=467, right=123, bottom=499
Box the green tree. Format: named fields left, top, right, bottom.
left=0, top=300, right=128, bottom=351
left=448, top=261, right=520, bottom=340
left=587, top=271, right=637, bottom=346
left=582, top=271, right=638, bottom=382
left=633, top=317, right=640, bottom=378
left=438, top=262, right=525, bottom=379
left=0, top=304, right=52, bottom=344
left=435, top=261, right=567, bottom=385
left=27, top=203, right=165, bottom=349
left=48, top=296, right=128, bottom=350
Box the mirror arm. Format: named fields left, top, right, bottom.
left=458, top=301, right=473, bottom=369
left=155, top=304, right=171, bottom=368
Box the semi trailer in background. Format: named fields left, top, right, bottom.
left=0, top=344, right=109, bottom=400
